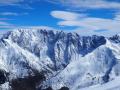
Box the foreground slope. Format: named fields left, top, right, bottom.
left=80, top=76, right=120, bottom=90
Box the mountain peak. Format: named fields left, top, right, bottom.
left=109, top=34, right=120, bottom=43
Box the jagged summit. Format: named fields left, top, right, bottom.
left=2, top=28, right=106, bottom=55
left=109, top=34, right=120, bottom=43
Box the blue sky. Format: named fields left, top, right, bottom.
left=0, top=0, right=120, bottom=36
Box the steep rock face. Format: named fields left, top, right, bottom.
left=0, top=70, right=8, bottom=84
left=1, top=29, right=106, bottom=69
left=40, top=41, right=116, bottom=89
left=110, top=34, right=120, bottom=43
left=0, top=29, right=119, bottom=90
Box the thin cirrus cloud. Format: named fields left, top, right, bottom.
left=46, top=0, right=120, bottom=10
left=0, top=21, right=15, bottom=33
left=115, top=12, right=120, bottom=20
left=0, top=0, right=33, bottom=9
left=0, top=18, right=14, bottom=20
left=0, top=12, right=28, bottom=16
left=0, top=21, right=11, bottom=25
left=51, top=10, right=120, bottom=36
left=0, top=0, right=22, bottom=5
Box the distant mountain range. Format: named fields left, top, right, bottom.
left=0, top=29, right=120, bottom=90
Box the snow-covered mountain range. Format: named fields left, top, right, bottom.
left=0, top=29, right=120, bottom=90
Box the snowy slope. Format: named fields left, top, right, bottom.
left=0, top=38, right=54, bottom=79
left=40, top=38, right=120, bottom=90
left=80, top=76, right=120, bottom=90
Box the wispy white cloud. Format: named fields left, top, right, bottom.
left=0, top=0, right=25, bottom=6
left=0, top=21, right=15, bottom=30
left=0, top=21, right=11, bottom=25
left=115, top=12, right=120, bottom=21
left=51, top=10, right=120, bottom=36
left=0, top=12, right=28, bottom=16
left=51, top=11, right=86, bottom=20
left=0, top=18, right=15, bottom=20
left=0, top=12, right=18, bottom=16
left=0, top=0, right=34, bottom=9
left=46, top=0, right=120, bottom=10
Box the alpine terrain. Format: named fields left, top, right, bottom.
left=0, top=29, right=120, bottom=90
